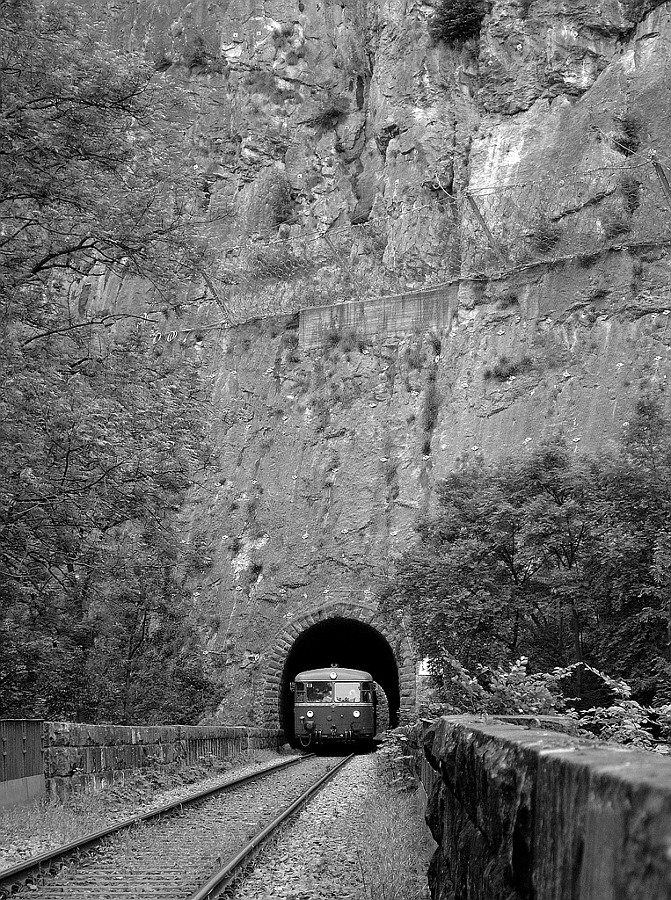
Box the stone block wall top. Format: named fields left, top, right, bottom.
left=423, top=715, right=671, bottom=900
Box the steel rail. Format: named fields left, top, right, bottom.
left=188, top=753, right=355, bottom=900
left=0, top=754, right=311, bottom=898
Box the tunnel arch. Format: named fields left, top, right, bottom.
left=260, top=600, right=416, bottom=738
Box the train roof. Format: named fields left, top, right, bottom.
left=294, top=666, right=373, bottom=681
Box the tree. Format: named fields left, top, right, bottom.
left=380, top=400, right=671, bottom=705
left=0, top=0, right=211, bottom=298
left=0, top=0, right=217, bottom=722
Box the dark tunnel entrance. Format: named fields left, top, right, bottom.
left=279, top=617, right=400, bottom=740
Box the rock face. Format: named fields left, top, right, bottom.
left=88, top=0, right=671, bottom=721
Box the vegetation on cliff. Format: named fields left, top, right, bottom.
left=429, top=0, right=488, bottom=44
left=0, top=0, right=216, bottom=722
left=380, top=396, right=671, bottom=715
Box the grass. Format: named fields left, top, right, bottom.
left=356, top=737, right=434, bottom=900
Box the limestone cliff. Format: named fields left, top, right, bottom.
left=88, top=0, right=671, bottom=720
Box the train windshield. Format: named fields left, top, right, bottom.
left=334, top=682, right=361, bottom=702
left=296, top=681, right=333, bottom=702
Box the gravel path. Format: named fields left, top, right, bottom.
left=231, top=753, right=378, bottom=900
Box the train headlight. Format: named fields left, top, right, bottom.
left=306, top=710, right=314, bottom=718
left=353, top=710, right=360, bottom=718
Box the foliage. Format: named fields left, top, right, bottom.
left=483, top=354, right=533, bottom=381
left=528, top=217, right=562, bottom=255
left=182, top=33, right=226, bottom=74
left=429, top=0, right=488, bottom=44
left=578, top=700, right=671, bottom=751
left=380, top=398, right=671, bottom=706
left=0, top=0, right=216, bottom=722
left=438, top=657, right=565, bottom=715
left=619, top=172, right=641, bottom=215
left=322, top=324, right=364, bottom=352
left=613, top=113, right=642, bottom=156
left=0, top=0, right=211, bottom=298
left=428, top=657, right=671, bottom=753
left=311, top=94, right=349, bottom=129
left=421, top=377, right=441, bottom=435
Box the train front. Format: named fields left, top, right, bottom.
left=292, top=666, right=375, bottom=747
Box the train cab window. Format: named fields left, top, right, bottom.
left=304, top=681, right=333, bottom=702
left=334, top=682, right=360, bottom=703
left=361, top=682, right=373, bottom=702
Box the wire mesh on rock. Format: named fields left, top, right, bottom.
left=205, top=158, right=671, bottom=325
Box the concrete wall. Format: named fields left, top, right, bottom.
left=44, top=722, right=282, bottom=797
left=421, top=716, right=671, bottom=900
left=299, top=284, right=458, bottom=349
left=0, top=775, right=45, bottom=808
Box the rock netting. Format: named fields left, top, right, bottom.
left=423, top=715, right=671, bottom=900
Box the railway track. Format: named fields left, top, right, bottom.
left=0, top=753, right=354, bottom=899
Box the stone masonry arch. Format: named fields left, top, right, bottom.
left=260, top=600, right=417, bottom=737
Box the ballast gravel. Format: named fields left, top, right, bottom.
left=20, top=755, right=341, bottom=899
left=0, top=751, right=292, bottom=873
left=231, top=753, right=377, bottom=900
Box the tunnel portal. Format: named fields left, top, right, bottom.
left=279, top=617, right=400, bottom=739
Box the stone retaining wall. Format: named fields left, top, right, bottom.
left=44, top=722, right=282, bottom=797
left=421, top=715, right=671, bottom=900
left=299, top=284, right=458, bottom=349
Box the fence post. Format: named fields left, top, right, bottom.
left=649, top=150, right=671, bottom=209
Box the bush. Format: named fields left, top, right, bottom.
left=404, top=341, right=425, bottom=371
left=602, top=213, right=631, bottom=241
left=422, top=379, right=440, bottom=434
left=429, top=0, right=488, bottom=44
left=498, top=291, right=519, bottom=309
left=271, top=22, right=294, bottom=47
left=280, top=330, right=299, bottom=351
left=321, top=324, right=363, bottom=352
left=312, top=94, right=349, bottom=129
left=182, top=34, right=226, bottom=74
left=613, top=112, right=642, bottom=156
left=619, top=171, right=641, bottom=215
left=439, top=657, right=565, bottom=715
left=483, top=354, right=533, bottom=381
left=528, top=216, right=562, bottom=255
